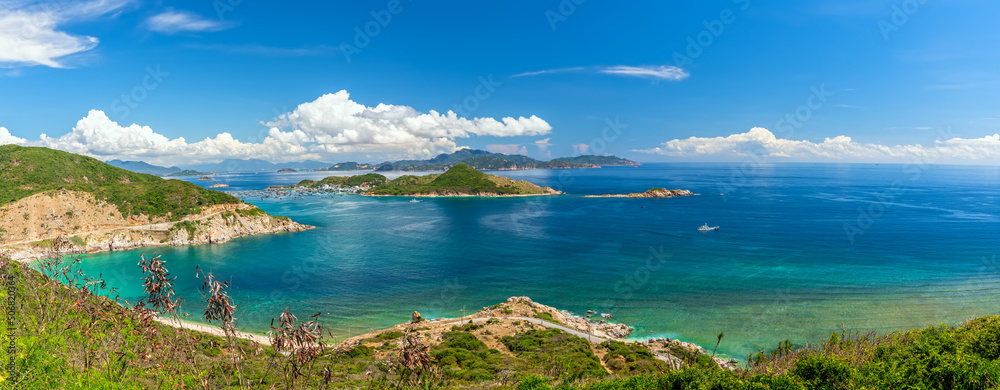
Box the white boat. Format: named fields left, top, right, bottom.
left=410, top=198, right=422, bottom=203
left=698, top=223, right=719, bottom=232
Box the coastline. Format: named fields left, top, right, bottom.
left=361, top=192, right=563, bottom=198
left=151, top=295, right=736, bottom=370
left=1, top=198, right=313, bottom=263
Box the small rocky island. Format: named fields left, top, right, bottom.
left=583, top=188, right=695, bottom=198
left=297, top=164, right=563, bottom=197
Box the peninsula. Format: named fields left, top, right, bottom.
left=0, top=145, right=311, bottom=262
left=584, top=188, right=696, bottom=198
left=298, top=164, right=563, bottom=197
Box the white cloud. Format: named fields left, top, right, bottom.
left=534, top=138, right=551, bottom=152
left=512, top=67, right=585, bottom=78
left=0, top=0, right=130, bottom=68
left=572, top=143, right=589, bottom=155
left=266, top=90, right=550, bottom=156
left=0, top=126, right=27, bottom=144
left=637, top=127, right=1000, bottom=163
left=486, top=144, right=528, bottom=156
left=514, top=65, right=689, bottom=81
left=12, top=91, right=552, bottom=165
left=146, top=9, right=232, bottom=34
left=27, top=110, right=318, bottom=165
left=599, top=65, right=689, bottom=81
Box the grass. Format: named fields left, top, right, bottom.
left=365, top=164, right=552, bottom=196
left=0, top=145, right=238, bottom=220
left=5, top=252, right=1000, bottom=389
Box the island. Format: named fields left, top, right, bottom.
left=209, top=183, right=230, bottom=188
left=165, top=169, right=208, bottom=177
left=296, top=164, right=562, bottom=197
left=276, top=168, right=298, bottom=173
left=583, top=188, right=695, bottom=198
left=0, top=145, right=311, bottom=262
left=318, top=161, right=374, bottom=171
left=197, top=176, right=215, bottom=181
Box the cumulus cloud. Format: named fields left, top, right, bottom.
left=265, top=90, right=550, bottom=156
left=10, top=91, right=552, bottom=165
left=637, top=127, right=1000, bottom=163
left=0, top=126, right=27, bottom=144
left=146, top=9, right=232, bottom=34
left=514, top=65, right=689, bottom=81
left=572, top=143, right=590, bottom=155
left=22, top=110, right=314, bottom=164
left=0, top=0, right=130, bottom=68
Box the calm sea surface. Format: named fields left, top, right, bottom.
left=58, top=163, right=1000, bottom=359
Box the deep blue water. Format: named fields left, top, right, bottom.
left=61, top=163, right=1000, bottom=359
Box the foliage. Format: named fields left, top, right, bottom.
left=0, top=145, right=238, bottom=220
left=599, top=341, right=670, bottom=374
left=9, top=251, right=1000, bottom=389
left=502, top=329, right=608, bottom=382
left=366, top=164, right=552, bottom=196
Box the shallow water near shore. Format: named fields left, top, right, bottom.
left=63, top=163, right=1000, bottom=359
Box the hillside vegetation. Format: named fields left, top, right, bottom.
left=365, top=164, right=559, bottom=196
left=0, top=145, right=238, bottom=220
left=5, top=254, right=1000, bottom=389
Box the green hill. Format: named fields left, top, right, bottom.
left=365, top=164, right=559, bottom=196
left=0, top=145, right=238, bottom=220
left=299, top=164, right=560, bottom=196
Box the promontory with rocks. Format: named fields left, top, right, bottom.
left=583, top=188, right=696, bottom=198
left=0, top=145, right=311, bottom=262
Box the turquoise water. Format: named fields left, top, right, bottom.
left=62, top=163, right=1000, bottom=359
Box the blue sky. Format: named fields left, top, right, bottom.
left=1, top=0, right=999, bottom=165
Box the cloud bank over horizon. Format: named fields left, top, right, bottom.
left=638, top=127, right=1000, bottom=164
left=0, top=90, right=552, bottom=166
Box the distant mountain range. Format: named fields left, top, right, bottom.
left=182, top=159, right=333, bottom=172
left=106, top=160, right=183, bottom=176
left=104, top=150, right=638, bottom=175
left=371, top=149, right=639, bottom=171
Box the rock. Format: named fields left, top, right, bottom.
left=411, top=311, right=422, bottom=323
left=586, top=310, right=596, bottom=314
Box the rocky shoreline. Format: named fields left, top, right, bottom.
left=583, top=188, right=695, bottom=198
left=0, top=191, right=312, bottom=262
left=335, top=296, right=738, bottom=371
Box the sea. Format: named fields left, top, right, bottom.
left=54, top=163, right=1000, bottom=359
